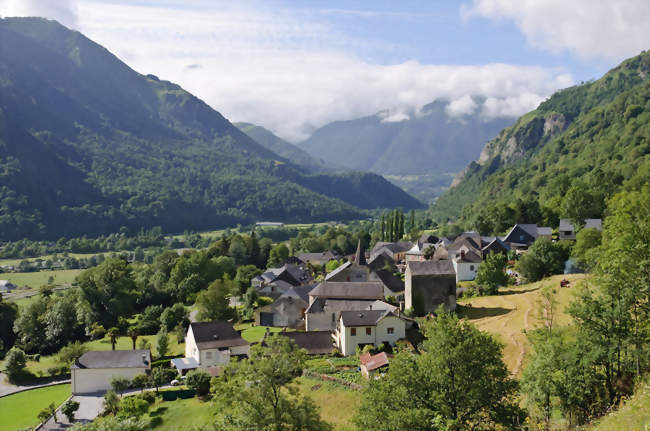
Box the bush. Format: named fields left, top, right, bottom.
left=130, top=373, right=150, bottom=389
left=138, top=391, right=156, bottom=404
left=57, top=341, right=88, bottom=366
left=516, top=238, right=569, bottom=282
left=61, top=399, right=80, bottom=422
left=4, top=347, right=26, bottom=382
left=475, top=252, right=509, bottom=295
left=185, top=369, right=211, bottom=396
left=119, top=396, right=149, bottom=417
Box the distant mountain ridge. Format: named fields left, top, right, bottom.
left=431, top=50, right=650, bottom=230
left=0, top=17, right=421, bottom=240
left=296, top=99, right=514, bottom=201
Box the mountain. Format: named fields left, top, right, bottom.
left=0, top=17, right=421, bottom=241
left=430, top=51, right=650, bottom=233
left=235, top=122, right=331, bottom=173
left=299, top=100, right=514, bottom=201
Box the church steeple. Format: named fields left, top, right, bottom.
left=354, top=239, right=367, bottom=266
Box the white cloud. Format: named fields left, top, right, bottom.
left=1, top=0, right=576, bottom=142
left=0, top=0, right=78, bottom=28
left=464, top=0, right=650, bottom=61
left=445, top=95, right=478, bottom=118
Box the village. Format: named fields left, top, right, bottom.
left=0, top=216, right=606, bottom=430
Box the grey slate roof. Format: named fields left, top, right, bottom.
left=368, top=253, right=394, bottom=271
left=455, top=250, right=483, bottom=263
left=559, top=218, right=603, bottom=232
left=280, top=284, right=315, bottom=303
left=298, top=251, right=339, bottom=262
left=280, top=331, right=333, bottom=355
left=324, top=261, right=352, bottom=280
left=190, top=321, right=249, bottom=349
left=407, top=260, right=455, bottom=276
left=306, top=298, right=396, bottom=314
left=308, top=281, right=384, bottom=300
left=74, top=350, right=151, bottom=369
left=374, top=269, right=405, bottom=294
left=340, top=309, right=395, bottom=326
left=537, top=227, right=553, bottom=236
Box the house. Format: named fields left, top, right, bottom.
left=481, top=237, right=511, bottom=256
left=503, top=224, right=539, bottom=249
left=298, top=251, right=340, bottom=266
left=452, top=250, right=483, bottom=282
left=536, top=227, right=553, bottom=240
left=371, top=269, right=405, bottom=298
left=277, top=331, right=334, bottom=355
left=71, top=350, right=151, bottom=394
left=252, top=264, right=312, bottom=294
left=405, top=260, right=456, bottom=314
left=367, top=253, right=395, bottom=272
left=255, top=285, right=313, bottom=328
left=370, top=241, right=413, bottom=263
left=559, top=218, right=602, bottom=240
left=0, top=280, right=17, bottom=293
left=334, top=310, right=408, bottom=356
left=359, top=352, right=391, bottom=379
left=405, top=241, right=436, bottom=263
left=447, top=233, right=482, bottom=260
left=305, top=281, right=390, bottom=331
left=419, top=233, right=438, bottom=245
left=180, top=321, right=250, bottom=372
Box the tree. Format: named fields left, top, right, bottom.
left=127, top=326, right=138, bottom=350
left=234, top=265, right=262, bottom=294
left=61, top=399, right=80, bottom=422
left=212, top=334, right=331, bottom=431
left=228, top=236, right=248, bottom=265
left=130, top=373, right=149, bottom=391
left=155, top=326, right=169, bottom=358
left=159, top=303, right=188, bottom=332
left=516, top=238, right=568, bottom=282
left=185, top=369, right=212, bottom=396
left=57, top=341, right=88, bottom=366
left=107, top=327, right=120, bottom=351
left=475, top=252, right=509, bottom=295
left=0, top=297, right=17, bottom=357
left=37, top=403, right=57, bottom=424
left=354, top=308, right=521, bottom=430
left=103, top=390, right=120, bottom=415
left=111, top=376, right=131, bottom=397
left=4, top=347, right=27, bottom=382
left=562, top=181, right=604, bottom=230
left=571, top=227, right=602, bottom=271
left=195, top=280, right=234, bottom=322
left=150, top=366, right=168, bottom=393
left=267, top=243, right=289, bottom=268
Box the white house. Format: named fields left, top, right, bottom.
left=71, top=350, right=150, bottom=395
left=452, top=250, right=483, bottom=282
left=180, top=321, right=250, bottom=372
left=334, top=309, right=407, bottom=356
left=0, top=280, right=17, bottom=293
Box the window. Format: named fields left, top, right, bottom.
left=470, top=265, right=474, bottom=271
left=366, top=327, right=371, bottom=335
left=387, top=327, right=394, bottom=334
left=332, top=313, right=336, bottom=324
left=205, top=351, right=212, bottom=359
left=351, top=328, right=357, bottom=336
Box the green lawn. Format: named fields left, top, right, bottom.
left=0, top=383, right=70, bottom=431
left=234, top=323, right=287, bottom=342
left=148, top=397, right=215, bottom=430
left=1, top=269, right=83, bottom=289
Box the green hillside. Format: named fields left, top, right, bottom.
left=235, top=122, right=332, bottom=173
left=431, top=51, right=650, bottom=232
left=0, top=18, right=420, bottom=241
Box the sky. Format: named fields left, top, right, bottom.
left=1, top=0, right=649, bottom=142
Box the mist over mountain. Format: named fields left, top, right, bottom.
left=298, top=99, right=514, bottom=201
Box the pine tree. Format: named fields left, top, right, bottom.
left=381, top=214, right=386, bottom=241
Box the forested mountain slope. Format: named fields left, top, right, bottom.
left=235, top=122, right=332, bottom=173
left=430, top=51, right=650, bottom=233
left=0, top=18, right=420, bottom=240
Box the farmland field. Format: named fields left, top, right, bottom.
left=0, top=383, right=70, bottom=431
left=1, top=269, right=83, bottom=289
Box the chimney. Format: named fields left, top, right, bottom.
left=142, top=354, right=147, bottom=364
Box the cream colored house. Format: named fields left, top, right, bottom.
left=71, top=350, right=150, bottom=395
left=452, top=250, right=482, bottom=282
left=183, top=321, right=250, bottom=370
left=334, top=310, right=407, bottom=356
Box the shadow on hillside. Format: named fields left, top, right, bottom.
left=150, top=406, right=168, bottom=416
left=457, top=305, right=513, bottom=320
left=499, top=287, right=540, bottom=296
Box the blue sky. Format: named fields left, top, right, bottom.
left=2, top=0, right=648, bottom=141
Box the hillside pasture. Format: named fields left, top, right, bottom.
left=457, top=274, right=587, bottom=376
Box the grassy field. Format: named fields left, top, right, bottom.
left=1, top=269, right=83, bottom=289
left=0, top=383, right=70, bottom=431
left=0, top=253, right=100, bottom=268
left=586, top=379, right=650, bottom=431
left=146, top=376, right=359, bottom=430
left=14, top=334, right=185, bottom=379
left=457, top=274, right=588, bottom=376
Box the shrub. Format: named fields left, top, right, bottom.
left=130, top=373, right=149, bottom=389
left=103, top=390, right=120, bottom=415
left=4, top=347, right=27, bottom=382
left=110, top=376, right=131, bottom=396
left=57, top=341, right=88, bottom=366
left=185, top=369, right=211, bottom=396
left=37, top=403, right=56, bottom=424
left=119, top=396, right=149, bottom=417
left=138, top=391, right=156, bottom=404
left=61, top=399, right=80, bottom=422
